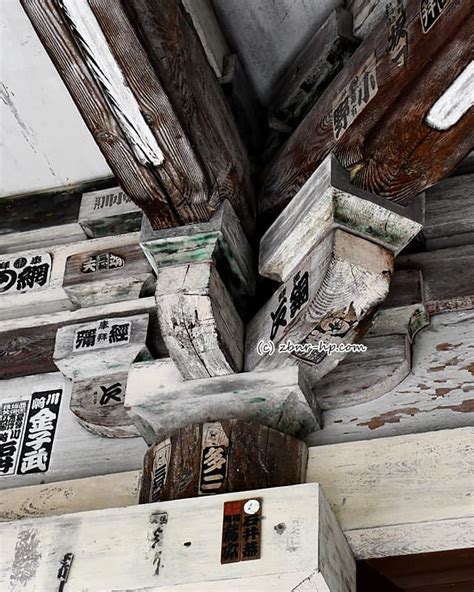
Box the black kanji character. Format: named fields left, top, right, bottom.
left=223, top=523, right=240, bottom=544
left=270, top=291, right=287, bottom=341
left=99, top=382, right=122, bottom=405
left=109, top=323, right=129, bottom=344
left=0, top=440, right=16, bottom=473
left=13, top=257, right=27, bottom=269
left=0, top=269, right=16, bottom=293
left=222, top=543, right=239, bottom=560
left=30, top=256, right=42, bottom=265
left=242, top=540, right=259, bottom=558
left=98, top=320, right=109, bottom=330
left=333, top=96, right=350, bottom=139
left=16, top=263, right=49, bottom=291
left=290, top=271, right=309, bottom=318
left=242, top=526, right=259, bottom=541
left=75, top=328, right=97, bottom=349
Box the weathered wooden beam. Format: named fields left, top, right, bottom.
left=0, top=232, right=143, bottom=321
left=268, top=9, right=360, bottom=137
left=0, top=372, right=147, bottom=488
left=125, top=359, right=321, bottom=444
left=423, top=173, right=474, bottom=250
left=246, top=229, right=393, bottom=374
left=260, top=0, right=473, bottom=224
left=63, top=242, right=153, bottom=308
left=0, top=483, right=355, bottom=592
left=1, top=429, right=471, bottom=560
left=20, top=0, right=254, bottom=233
left=0, top=297, right=159, bottom=379
left=78, top=185, right=142, bottom=238
left=139, top=421, right=308, bottom=503
left=308, top=310, right=474, bottom=445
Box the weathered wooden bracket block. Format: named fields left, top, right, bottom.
left=53, top=313, right=152, bottom=437
left=69, top=372, right=139, bottom=438
left=125, top=359, right=321, bottom=444
left=78, top=185, right=142, bottom=238
left=63, top=242, right=153, bottom=308
left=54, top=313, right=150, bottom=380
left=246, top=229, right=393, bottom=373
left=140, top=420, right=308, bottom=503
left=141, top=201, right=255, bottom=378
left=259, top=155, right=423, bottom=283
left=0, top=483, right=355, bottom=591
left=0, top=297, right=159, bottom=380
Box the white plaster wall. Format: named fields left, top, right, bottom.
left=0, top=0, right=111, bottom=198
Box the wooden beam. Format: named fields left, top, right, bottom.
left=20, top=0, right=254, bottom=233
left=1, top=429, right=471, bottom=560
left=125, top=360, right=321, bottom=444
left=139, top=421, right=308, bottom=502
left=308, top=309, right=474, bottom=445
left=0, top=484, right=355, bottom=592
left=259, top=0, right=473, bottom=224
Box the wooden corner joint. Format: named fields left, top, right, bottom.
left=140, top=201, right=255, bottom=379
left=246, top=155, right=423, bottom=376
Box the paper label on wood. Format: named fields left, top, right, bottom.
left=0, top=253, right=52, bottom=295
left=269, top=265, right=311, bottom=342
left=199, top=422, right=229, bottom=495
left=221, top=498, right=262, bottom=564
left=17, top=390, right=62, bottom=475
left=72, top=319, right=132, bottom=352
left=0, top=400, right=29, bottom=475
left=332, top=51, right=378, bottom=140
left=386, top=0, right=408, bottom=66
left=150, top=439, right=172, bottom=503
left=80, top=252, right=125, bottom=274
left=90, top=188, right=134, bottom=212
left=420, top=0, right=452, bottom=33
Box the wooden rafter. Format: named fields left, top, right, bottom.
left=20, top=0, right=255, bottom=234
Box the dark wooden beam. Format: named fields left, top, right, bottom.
left=20, top=0, right=255, bottom=235
left=260, top=0, right=473, bottom=225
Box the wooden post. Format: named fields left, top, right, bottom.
left=139, top=420, right=308, bottom=503
left=142, top=201, right=255, bottom=379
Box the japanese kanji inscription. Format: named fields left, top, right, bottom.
left=150, top=438, right=172, bottom=503
left=420, top=0, right=452, bottom=33
left=221, top=498, right=262, bottom=564
left=0, top=253, right=52, bottom=295
left=80, top=252, right=125, bottom=274
left=199, top=422, right=229, bottom=495
left=0, top=400, right=29, bottom=475
left=73, top=319, right=131, bottom=352
left=332, top=51, right=378, bottom=140
left=270, top=267, right=310, bottom=342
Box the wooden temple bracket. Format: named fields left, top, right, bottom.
left=140, top=201, right=255, bottom=379
left=53, top=313, right=154, bottom=438
left=246, top=155, right=423, bottom=376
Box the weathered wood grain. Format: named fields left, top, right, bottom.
left=308, top=310, right=474, bottom=445
left=155, top=262, right=244, bottom=378
left=78, top=185, right=142, bottom=238
left=0, top=372, right=147, bottom=490
left=2, top=428, right=471, bottom=560
left=423, top=174, right=474, bottom=250
left=69, top=372, right=138, bottom=438
left=0, top=297, right=158, bottom=380
left=53, top=313, right=150, bottom=380
left=347, top=0, right=389, bottom=39
left=259, top=0, right=473, bottom=224
left=268, top=9, right=359, bottom=136
left=397, top=244, right=474, bottom=315
left=20, top=0, right=182, bottom=229
left=259, top=155, right=422, bottom=282
left=139, top=420, right=308, bottom=502
left=0, top=231, right=142, bottom=321
left=63, top=242, right=153, bottom=308
left=246, top=230, right=393, bottom=372
left=0, top=484, right=355, bottom=592
left=125, top=359, right=321, bottom=444
left=123, top=0, right=255, bottom=236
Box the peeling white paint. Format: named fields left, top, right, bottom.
left=59, top=0, right=164, bottom=167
